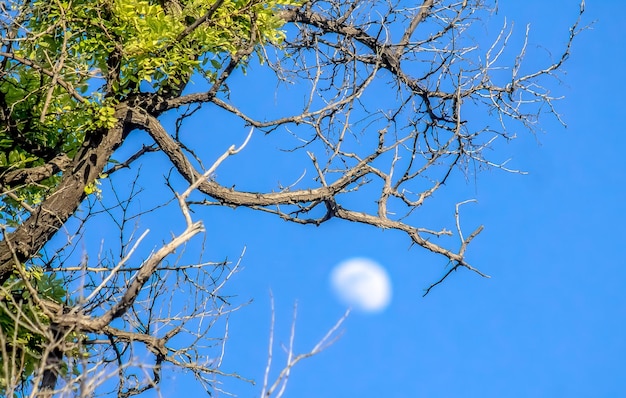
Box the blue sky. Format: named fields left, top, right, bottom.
left=93, top=1, right=625, bottom=397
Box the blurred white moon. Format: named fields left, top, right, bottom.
left=330, top=258, right=392, bottom=312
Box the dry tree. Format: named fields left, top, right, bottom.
left=0, top=0, right=584, bottom=395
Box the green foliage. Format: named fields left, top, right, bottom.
left=84, top=173, right=107, bottom=197
left=19, top=0, right=298, bottom=95
left=0, top=62, right=90, bottom=225
left=0, top=267, right=67, bottom=393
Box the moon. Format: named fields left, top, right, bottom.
left=330, top=258, right=392, bottom=313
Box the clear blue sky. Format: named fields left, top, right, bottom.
left=110, top=1, right=625, bottom=397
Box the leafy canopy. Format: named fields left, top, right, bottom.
left=0, top=0, right=297, bottom=391
left=1, top=0, right=297, bottom=223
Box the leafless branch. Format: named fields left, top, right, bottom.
left=262, top=298, right=350, bottom=398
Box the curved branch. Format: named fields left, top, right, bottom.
left=279, top=7, right=405, bottom=77
left=0, top=154, right=71, bottom=186
left=136, top=106, right=373, bottom=206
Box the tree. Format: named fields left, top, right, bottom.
left=0, top=0, right=583, bottom=396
